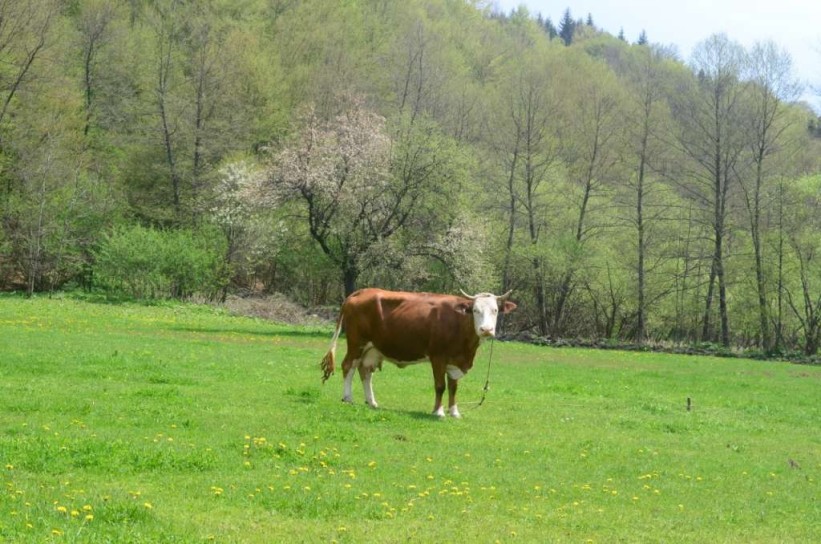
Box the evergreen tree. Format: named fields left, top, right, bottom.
left=586, top=13, right=594, bottom=27
left=637, top=30, right=648, bottom=45
left=558, top=8, right=575, bottom=45
left=544, top=16, right=558, bottom=40
left=618, top=27, right=626, bottom=41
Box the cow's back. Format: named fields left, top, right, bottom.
left=342, top=289, right=473, bottom=363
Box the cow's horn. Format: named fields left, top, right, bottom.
left=496, top=289, right=513, bottom=301
left=459, top=289, right=477, bottom=300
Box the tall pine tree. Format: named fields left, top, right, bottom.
left=559, top=8, right=575, bottom=45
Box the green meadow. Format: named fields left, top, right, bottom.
left=1, top=295, right=819, bottom=543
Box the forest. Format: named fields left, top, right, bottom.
left=1, top=0, right=820, bottom=357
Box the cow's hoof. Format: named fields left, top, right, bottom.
left=433, top=407, right=446, bottom=418
left=341, top=396, right=353, bottom=404
left=365, top=401, right=379, bottom=409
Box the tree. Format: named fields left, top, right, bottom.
left=75, top=0, right=119, bottom=137
left=558, top=8, right=575, bottom=46
left=490, top=49, right=561, bottom=335
left=551, top=55, right=624, bottom=337
left=271, top=99, right=464, bottom=296
left=0, top=0, right=60, bottom=140
left=617, top=46, right=675, bottom=342
left=543, top=17, right=558, bottom=40
left=637, top=30, right=648, bottom=46
left=739, top=40, right=800, bottom=351
left=783, top=176, right=821, bottom=355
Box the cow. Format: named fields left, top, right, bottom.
left=320, top=288, right=516, bottom=418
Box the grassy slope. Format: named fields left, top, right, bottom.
left=0, top=295, right=819, bottom=543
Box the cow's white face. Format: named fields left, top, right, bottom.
left=471, top=294, right=502, bottom=338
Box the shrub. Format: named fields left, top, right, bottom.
left=93, top=225, right=228, bottom=300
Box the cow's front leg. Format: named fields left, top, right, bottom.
left=431, top=361, right=446, bottom=418
left=446, top=374, right=461, bottom=418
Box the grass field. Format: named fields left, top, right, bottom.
left=1, top=295, right=819, bottom=543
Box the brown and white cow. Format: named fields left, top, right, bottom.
left=320, top=288, right=516, bottom=418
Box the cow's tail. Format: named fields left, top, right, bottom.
left=320, top=312, right=343, bottom=383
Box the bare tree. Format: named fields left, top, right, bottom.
left=738, top=40, right=800, bottom=351
left=0, top=0, right=59, bottom=136
left=149, top=0, right=183, bottom=219
left=618, top=46, right=674, bottom=343
left=553, top=65, right=623, bottom=337
left=76, top=0, right=118, bottom=137
left=491, top=54, right=559, bottom=335
left=673, top=34, right=747, bottom=347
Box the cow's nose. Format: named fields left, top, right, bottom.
left=480, top=327, right=495, bottom=337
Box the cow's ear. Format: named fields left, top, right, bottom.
left=501, top=300, right=517, bottom=314
left=456, top=301, right=472, bottom=315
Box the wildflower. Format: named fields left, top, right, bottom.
left=56, top=506, right=68, bottom=514
left=82, top=505, right=93, bottom=512
left=71, top=510, right=80, bottom=517
left=51, top=529, right=63, bottom=536
left=85, top=514, right=94, bottom=522
left=144, top=502, right=153, bottom=509
left=5, top=464, right=13, bottom=470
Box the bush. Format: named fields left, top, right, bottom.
left=93, top=225, right=228, bottom=300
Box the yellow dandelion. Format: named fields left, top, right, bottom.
left=71, top=510, right=80, bottom=517
left=51, top=529, right=63, bottom=536
left=368, top=461, right=377, bottom=468
left=143, top=502, right=153, bottom=509
left=82, top=505, right=93, bottom=512
left=85, top=514, right=94, bottom=522
left=56, top=506, right=68, bottom=514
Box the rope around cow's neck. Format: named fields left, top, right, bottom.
left=470, top=337, right=494, bottom=408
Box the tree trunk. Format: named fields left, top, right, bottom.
left=343, top=264, right=358, bottom=298
left=635, top=145, right=647, bottom=343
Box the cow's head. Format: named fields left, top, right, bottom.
left=460, top=290, right=517, bottom=338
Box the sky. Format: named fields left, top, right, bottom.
left=493, top=0, right=821, bottom=110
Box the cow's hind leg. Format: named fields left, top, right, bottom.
left=341, top=353, right=358, bottom=403
left=359, top=344, right=382, bottom=408
left=431, top=360, right=447, bottom=418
